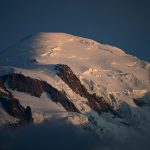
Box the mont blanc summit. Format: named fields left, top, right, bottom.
left=0, top=32, right=150, bottom=149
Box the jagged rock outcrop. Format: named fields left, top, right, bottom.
left=0, top=78, right=33, bottom=125
left=55, top=64, right=118, bottom=115
left=133, top=92, right=150, bottom=107
left=0, top=64, right=120, bottom=120
left=43, top=81, right=80, bottom=113
left=0, top=97, right=33, bottom=124
left=2, top=73, right=43, bottom=97
left=0, top=73, right=80, bottom=113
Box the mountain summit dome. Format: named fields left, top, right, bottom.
left=0, top=33, right=150, bottom=149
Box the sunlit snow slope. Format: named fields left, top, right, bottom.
left=0, top=32, right=149, bottom=105
left=0, top=32, right=150, bottom=147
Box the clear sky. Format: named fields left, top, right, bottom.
left=0, top=0, right=149, bottom=61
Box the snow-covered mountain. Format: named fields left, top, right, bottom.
left=0, top=32, right=150, bottom=149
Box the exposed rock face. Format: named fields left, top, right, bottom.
left=7, top=73, right=43, bottom=97
left=43, top=81, right=80, bottom=113
left=55, top=64, right=88, bottom=98
left=55, top=64, right=117, bottom=115
left=0, top=64, right=120, bottom=123
left=0, top=73, right=80, bottom=113
left=0, top=77, right=33, bottom=125
left=133, top=92, right=150, bottom=107
left=0, top=97, right=33, bottom=124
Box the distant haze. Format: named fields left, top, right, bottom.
left=0, top=0, right=150, bottom=61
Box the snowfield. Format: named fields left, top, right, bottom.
left=0, top=32, right=150, bottom=149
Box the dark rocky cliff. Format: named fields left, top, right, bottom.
left=0, top=63, right=120, bottom=125
left=0, top=97, right=33, bottom=124
left=0, top=73, right=80, bottom=114
left=0, top=82, right=33, bottom=125
left=55, top=64, right=117, bottom=115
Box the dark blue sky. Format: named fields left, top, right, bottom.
left=0, top=0, right=150, bottom=61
